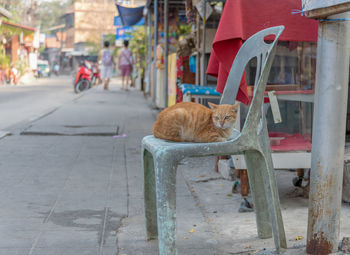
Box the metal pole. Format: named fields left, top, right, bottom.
left=307, top=12, right=350, bottom=255
left=195, top=14, right=200, bottom=85
left=153, top=0, right=159, bottom=104
left=163, top=0, right=168, bottom=108
left=201, top=0, right=207, bottom=86
left=147, top=7, right=152, bottom=94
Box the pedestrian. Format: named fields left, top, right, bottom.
left=118, top=40, right=134, bottom=91
left=8, top=65, right=19, bottom=85
left=53, top=62, right=60, bottom=76
left=99, top=41, right=116, bottom=90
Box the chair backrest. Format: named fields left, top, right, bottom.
left=220, top=26, right=284, bottom=136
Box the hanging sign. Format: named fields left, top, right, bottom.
left=195, top=0, right=213, bottom=20
left=115, top=27, right=134, bottom=40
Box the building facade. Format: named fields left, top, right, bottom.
left=62, top=0, right=116, bottom=52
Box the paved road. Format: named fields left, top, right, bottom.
left=0, top=81, right=138, bottom=255
left=0, top=76, right=77, bottom=131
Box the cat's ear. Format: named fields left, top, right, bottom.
left=208, top=102, right=218, bottom=110
left=231, top=103, right=240, bottom=113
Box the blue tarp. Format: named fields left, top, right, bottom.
left=134, top=17, right=145, bottom=26
left=114, top=16, right=123, bottom=26
left=116, top=4, right=144, bottom=26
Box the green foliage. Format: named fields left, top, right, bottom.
left=0, top=0, right=72, bottom=32
left=34, top=0, right=71, bottom=32
left=103, top=34, right=116, bottom=47
left=0, top=54, right=10, bottom=68
left=38, top=46, right=46, bottom=54
left=0, top=0, right=25, bottom=24
left=85, top=41, right=101, bottom=56
left=177, top=24, right=192, bottom=37
left=0, top=23, right=33, bottom=37
left=16, top=59, right=26, bottom=75
left=130, top=26, right=146, bottom=76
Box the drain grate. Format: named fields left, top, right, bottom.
left=63, top=125, right=106, bottom=128
left=20, top=125, right=120, bottom=137
left=64, top=125, right=88, bottom=128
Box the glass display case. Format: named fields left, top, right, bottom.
left=235, top=42, right=316, bottom=170
left=246, top=41, right=316, bottom=139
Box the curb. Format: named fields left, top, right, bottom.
left=0, top=131, right=11, bottom=139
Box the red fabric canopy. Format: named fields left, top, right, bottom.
left=207, top=0, right=318, bottom=104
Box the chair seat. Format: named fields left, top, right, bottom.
left=142, top=129, right=242, bottom=158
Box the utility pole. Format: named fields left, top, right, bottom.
left=201, top=0, right=206, bottom=86
left=147, top=7, right=152, bottom=94
left=301, top=1, right=350, bottom=253
left=153, top=0, right=158, bottom=104
left=163, top=0, right=168, bottom=108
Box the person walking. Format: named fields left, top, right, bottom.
left=118, top=40, right=134, bottom=91
left=99, top=41, right=116, bottom=90
left=53, top=62, right=60, bottom=76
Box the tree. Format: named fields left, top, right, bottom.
left=0, top=0, right=26, bottom=24
left=34, top=0, right=72, bottom=32
left=0, top=0, right=72, bottom=29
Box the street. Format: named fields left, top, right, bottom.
left=0, top=76, right=77, bottom=131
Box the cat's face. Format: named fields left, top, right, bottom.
left=208, top=103, right=239, bottom=129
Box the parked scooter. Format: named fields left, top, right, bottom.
left=91, top=62, right=101, bottom=86
left=74, top=61, right=92, bottom=93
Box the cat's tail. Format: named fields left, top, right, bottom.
left=153, top=120, right=183, bottom=142
left=152, top=128, right=163, bottom=139
left=152, top=121, right=166, bottom=139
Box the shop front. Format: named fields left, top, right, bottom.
left=0, top=20, right=35, bottom=84
left=207, top=0, right=319, bottom=191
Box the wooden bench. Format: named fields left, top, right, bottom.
left=180, top=84, right=221, bottom=102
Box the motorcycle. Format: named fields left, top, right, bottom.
left=91, top=63, right=101, bottom=86
left=74, top=61, right=92, bottom=93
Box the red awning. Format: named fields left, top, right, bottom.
left=207, top=0, right=318, bottom=104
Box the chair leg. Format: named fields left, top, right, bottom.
left=154, top=156, right=178, bottom=255
left=240, top=169, right=249, bottom=197
left=215, top=155, right=230, bottom=172
left=143, top=149, right=158, bottom=240
left=258, top=126, right=287, bottom=253
left=244, top=152, right=273, bottom=239
left=259, top=148, right=287, bottom=253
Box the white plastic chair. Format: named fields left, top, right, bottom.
left=142, top=26, right=287, bottom=254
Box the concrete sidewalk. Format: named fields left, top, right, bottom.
left=0, top=80, right=154, bottom=255
left=0, top=78, right=349, bottom=255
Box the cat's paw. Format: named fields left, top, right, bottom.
left=216, top=137, right=227, bottom=142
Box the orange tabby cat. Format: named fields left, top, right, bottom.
left=153, top=102, right=239, bottom=142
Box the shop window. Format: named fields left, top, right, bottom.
left=247, top=41, right=317, bottom=91
left=242, top=41, right=316, bottom=141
